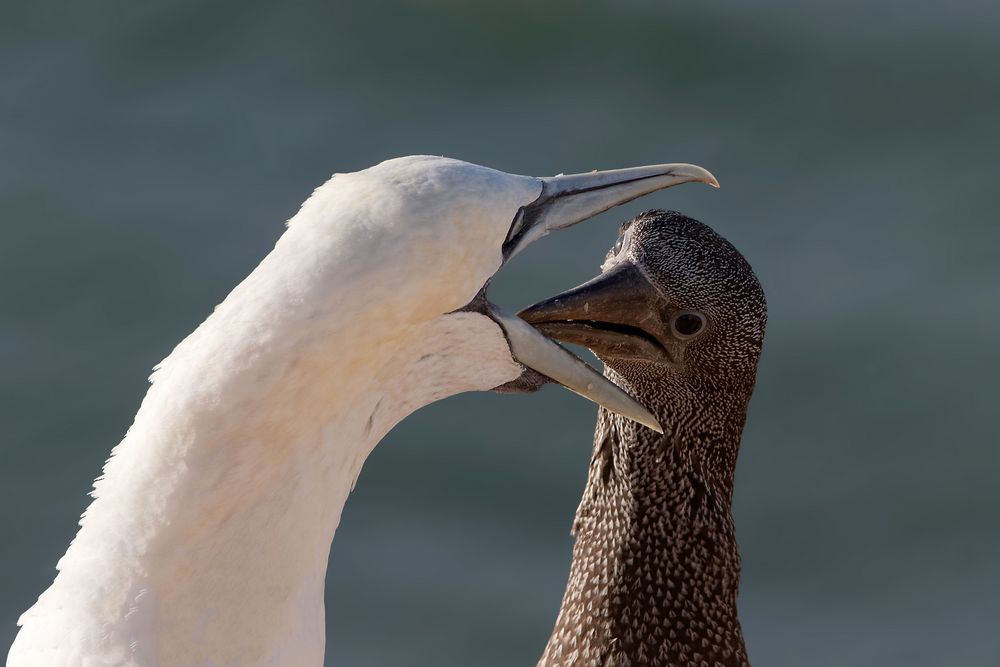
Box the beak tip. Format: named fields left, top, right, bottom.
left=640, top=414, right=664, bottom=434
left=670, top=164, right=719, bottom=189
left=694, top=167, right=720, bottom=189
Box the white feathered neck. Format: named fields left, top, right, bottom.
left=9, top=157, right=541, bottom=666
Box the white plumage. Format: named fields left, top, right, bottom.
left=7, top=155, right=715, bottom=666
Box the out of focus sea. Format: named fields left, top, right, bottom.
left=1, top=1, right=998, bottom=665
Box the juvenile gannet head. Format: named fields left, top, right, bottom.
left=294, top=157, right=718, bottom=430
left=519, top=209, right=766, bottom=395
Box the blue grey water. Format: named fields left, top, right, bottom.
left=1, top=1, right=998, bottom=665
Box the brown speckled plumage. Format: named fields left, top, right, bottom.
left=537, top=211, right=766, bottom=667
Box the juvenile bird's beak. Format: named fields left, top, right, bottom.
left=518, top=261, right=670, bottom=364
left=489, top=163, right=717, bottom=433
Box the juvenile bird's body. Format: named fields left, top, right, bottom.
left=522, top=211, right=766, bottom=667
left=8, top=159, right=716, bottom=666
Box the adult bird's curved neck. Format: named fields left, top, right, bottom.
left=12, top=233, right=524, bottom=666
left=539, top=369, right=753, bottom=667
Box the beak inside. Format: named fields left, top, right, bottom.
left=491, top=309, right=663, bottom=433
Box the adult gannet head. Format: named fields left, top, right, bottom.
left=295, top=155, right=718, bottom=429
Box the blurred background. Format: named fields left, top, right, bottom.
left=2, top=1, right=998, bottom=665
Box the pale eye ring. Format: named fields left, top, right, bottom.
left=670, top=310, right=707, bottom=338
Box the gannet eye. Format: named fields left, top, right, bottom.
left=671, top=311, right=707, bottom=338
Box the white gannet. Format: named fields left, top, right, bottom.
left=7, top=157, right=717, bottom=666
left=519, top=210, right=767, bottom=666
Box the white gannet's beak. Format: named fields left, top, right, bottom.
left=490, top=162, right=719, bottom=433
left=503, top=163, right=718, bottom=260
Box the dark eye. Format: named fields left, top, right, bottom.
left=671, top=311, right=706, bottom=338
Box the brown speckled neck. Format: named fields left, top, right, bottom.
left=531, top=210, right=767, bottom=667
left=539, top=370, right=753, bottom=667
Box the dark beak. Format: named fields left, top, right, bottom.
left=518, top=261, right=671, bottom=364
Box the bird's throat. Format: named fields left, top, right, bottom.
left=540, top=398, right=750, bottom=667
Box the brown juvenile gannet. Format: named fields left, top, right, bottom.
left=519, top=210, right=767, bottom=667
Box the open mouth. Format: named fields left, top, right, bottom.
left=530, top=319, right=671, bottom=363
